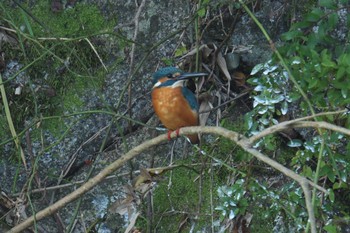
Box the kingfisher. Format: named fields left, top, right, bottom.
left=151, top=67, right=207, bottom=144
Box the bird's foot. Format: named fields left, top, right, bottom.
left=167, top=129, right=181, bottom=141
left=167, top=131, right=172, bottom=141
left=175, top=128, right=180, bottom=137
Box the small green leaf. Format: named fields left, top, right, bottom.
left=281, top=30, right=303, bottom=41
left=328, top=189, right=335, bottom=202
left=336, top=66, right=346, bottom=80
left=287, top=139, right=302, bottom=147
left=174, top=45, right=187, bottom=57
left=250, top=63, right=265, bottom=75
left=288, top=92, right=301, bottom=102
left=281, top=101, right=288, bottom=115
left=328, top=13, right=339, bottom=29
left=333, top=182, right=347, bottom=189
left=21, top=9, right=34, bottom=36
left=306, top=8, right=324, bottom=22
left=319, top=0, right=336, bottom=9
left=337, top=53, right=350, bottom=66
left=323, top=224, right=337, bottom=233
left=341, top=89, right=348, bottom=98
left=308, top=77, right=318, bottom=89
left=197, top=7, right=206, bottom=17
left=244, top=112, right=254, bottom=130
left=303, top=165, right=313, bottom=178
left=328, top=169, right=335, bottom=183
left=321, top=60, right=336, bottom=68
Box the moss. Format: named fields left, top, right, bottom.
left=29, top=3, right=110, bottom=37
left=0, top=1, right=115, bottom=143
left=0, top=115, right=9, bottom=140
left=142, top=162, right=219, bottom=232
left=217, top=117, right=253, bottom=162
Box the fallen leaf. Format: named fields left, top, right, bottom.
left=232, top=71, right=247, bottom=87
left=217, top=51, right=231, bottom=81
left=124, top=212, right=140, bottom=233
left=199, top=93, right=213, bottom=126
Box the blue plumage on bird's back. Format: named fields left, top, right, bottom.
left=181, top=87, right=198, bottom=111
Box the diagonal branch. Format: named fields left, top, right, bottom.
left=8, top=124, right=335, bottom=233
left=248, top=109, right=349, bottom=144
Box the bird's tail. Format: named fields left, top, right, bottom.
left=187, top=133, right=199, bottom=144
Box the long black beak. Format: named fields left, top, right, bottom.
left=176, top=72, right=207, bottom=80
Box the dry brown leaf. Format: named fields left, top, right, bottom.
left=124, top=212, right=140, bottom=233
left=179, top=44, right=208, bottom=59
left=199, top=94, right=212, bottom=126
left=217, top=51, right=231, bottom=81
left=201, top=44, right=214, bottom=59
left=232, top=213, right=253, bottom=233
left=232, top=71, right=247, bottom=87
left=215, top=91, right=222, bottom=125
left=132, top=168, right=153, bottom=189
left=109, top=185, right=136, bottom=216
left=147, top=167, right=168, bottom=176
left=0, top=191, right=15, bottom=209
left=108, top=195, right=135, bottom=216
left=0, top=30, right=18, bottom=45
left=135, top=182, right=154, bottom=198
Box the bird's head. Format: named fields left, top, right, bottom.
left=152, top=66, right=207, bottom=89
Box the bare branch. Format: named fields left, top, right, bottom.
left=248, top=109, right=349, bottom=144
left=9, top=122, right=341, bottom=232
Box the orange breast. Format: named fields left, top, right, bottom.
left=151, top=87, right=198, bottom=131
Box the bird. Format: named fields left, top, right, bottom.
left=151, top=67, right=207, bottom=143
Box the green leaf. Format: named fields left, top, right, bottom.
left=327, top=169, right=335, bottom=183
left=328, top=13, right=339, bottom=29
left=303, top=165, right=313, bottom=179
left=306, top=8, right=324, bottom=22
left=341, top=89, right=348, bottom=98
left=250, top=63, right=265, bottom=75
left=197, top=7, right=206, bottom=17
left=288, top=92, right=301, bottom=102
left=340, top=169, right=348, bottom=182
left=174, top=45, right=187, bottom=57
left=244, top=112, right=254, bottom=130
left=281, top=30, right=303, bottom=41
left=321, top=49, right=337, bottom=68
left=288, top=139, right=302, bottom=147
left=290, top=21, right=312, bottom=30
left=321, top=59, right=336, bottom=68
left=336, top=66, right=346, bottom=80
left=281, top=101, right=288, bottom=115
left=328, top=189, right=335, bottom=202
left=323, top=224, right=337, bottom=233
left=308, top=77, right=318, bottom=89
left=319, top=0, right=336, bottom=9
left=21, top=9, right=34, bottom=36
left=333, top=182, right=347, bottom=189
left=338, top=53, right=349, bottom=66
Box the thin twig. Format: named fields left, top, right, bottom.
left=0, top=74, right=27, bottom=170
left=127, top=0, right=146, bottom=134
left=84, top=38, right=107, bottom=71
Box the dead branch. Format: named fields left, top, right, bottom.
left=8, top=116, right=347, bottom=232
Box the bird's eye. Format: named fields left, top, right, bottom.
left=167, top=73, right=173, bottom=78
